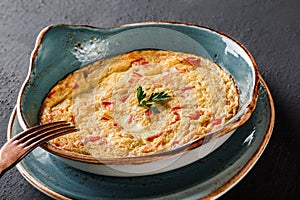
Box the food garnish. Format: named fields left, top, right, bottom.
left=137, top=86, right=171, bottom=113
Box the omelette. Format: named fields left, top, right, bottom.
left=39, top=50, right=239, bottom=158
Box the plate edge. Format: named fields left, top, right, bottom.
left=202, top=74, right=275, bottom=199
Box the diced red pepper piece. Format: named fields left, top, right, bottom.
left=100, top=117, right=110, bottom=121
left=174, top=113, right=181, bottom=121
left=171, top=106, right=184, bottom=111
left=70, top=115, right=75, bottom=123
left=102, top=101, right=112, bottom=106
left=175, top=66, right=187, bottom=73
left=155, top=140, right=163, bottom=147
left=212, top=118, right=222, bottom=125
left=102, top=101, right=113, bottom=109
left=145, top=109, right=153, bottom=116
left=140, top=59, right=149, bottom=65
left=170, top=111, right=181, bottom=124
left=47, top=90, right=56, bottom=98
left=173, top=111, right=179, bottom=115
left=141, top=145, right=153, bottom=153
left=188, top=110, right=202, bottom=120
left=131, top=57, right=148, bottom=65
left=146, top=132, right=163, bottom=142
left=54, top=141, right=62, bottom=147
left=114, top=122, right=124, bottom=130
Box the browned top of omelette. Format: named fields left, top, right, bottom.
left=40, top=50, right=239, bottom=158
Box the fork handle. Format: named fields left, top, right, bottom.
left=0, top=169, right=4, bottom=178
left=0, top=160, right=8, bottom=178
left=0, top=152, right=16, bottom=178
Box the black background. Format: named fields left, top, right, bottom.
left=0, top=0, right=299, bottom=199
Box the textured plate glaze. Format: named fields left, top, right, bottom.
left=16, top=22, right=259, bottom=171
left=9, top=77, right=274, bottom=199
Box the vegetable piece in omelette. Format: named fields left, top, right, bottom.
left=39, top=50, right=239, bottom=158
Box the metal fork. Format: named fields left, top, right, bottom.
left=0, top=121, right=77, bottom=177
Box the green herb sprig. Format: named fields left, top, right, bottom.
left=137, top=86, right=171, bottom=113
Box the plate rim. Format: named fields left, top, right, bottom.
left=205, top=76, right=275, bottom=199
left=8, top=74, right=274, bottom=200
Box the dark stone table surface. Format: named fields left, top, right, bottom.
left=0, top=0, right=299, bottom=199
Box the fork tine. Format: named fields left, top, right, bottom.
left=14, top=122, right=72, bottom=145
left=21, top=126, right=78, bottom=149
left=0, top=121, right=77, bottom=178
left=11, top=127, right=78, bottom=170
left=12, top=121, right=70, bottom=142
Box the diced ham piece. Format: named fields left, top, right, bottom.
left=172, top=140, right=180, bottom=148
left=89, top=136, right=101, bottom=142
left=128, top=78, right=135, bottom=84
left=120, top=96, right=128, bottom=103
left=182, top=85, right=195, bottom=92
left=128, top=71, right=143, bottom=83
left=188, top=110, right=202, bottom=120
left=127, top=115, right=133, bottom=124
left=133, top=71, right=144, bottom=78
left=83, top=71, right=89, bottom=78
left=72, top=82, right=79, bottom=89
left=184, top=57, right=201, bottom=67
left=212, top=118, right=222, bottom=125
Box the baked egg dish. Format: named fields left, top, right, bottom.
left=39, top=50, right=239, bottom=158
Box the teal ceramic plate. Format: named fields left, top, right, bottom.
left=8, top=77, right=274, bottom=199
left=16, top=22, right=260, bottom=176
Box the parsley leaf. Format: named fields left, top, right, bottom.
left=136, top=86, right=171, bottom=113
left=148, top=91, right=171, bottom=102
left=137, top=86, right=146, bottom=105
